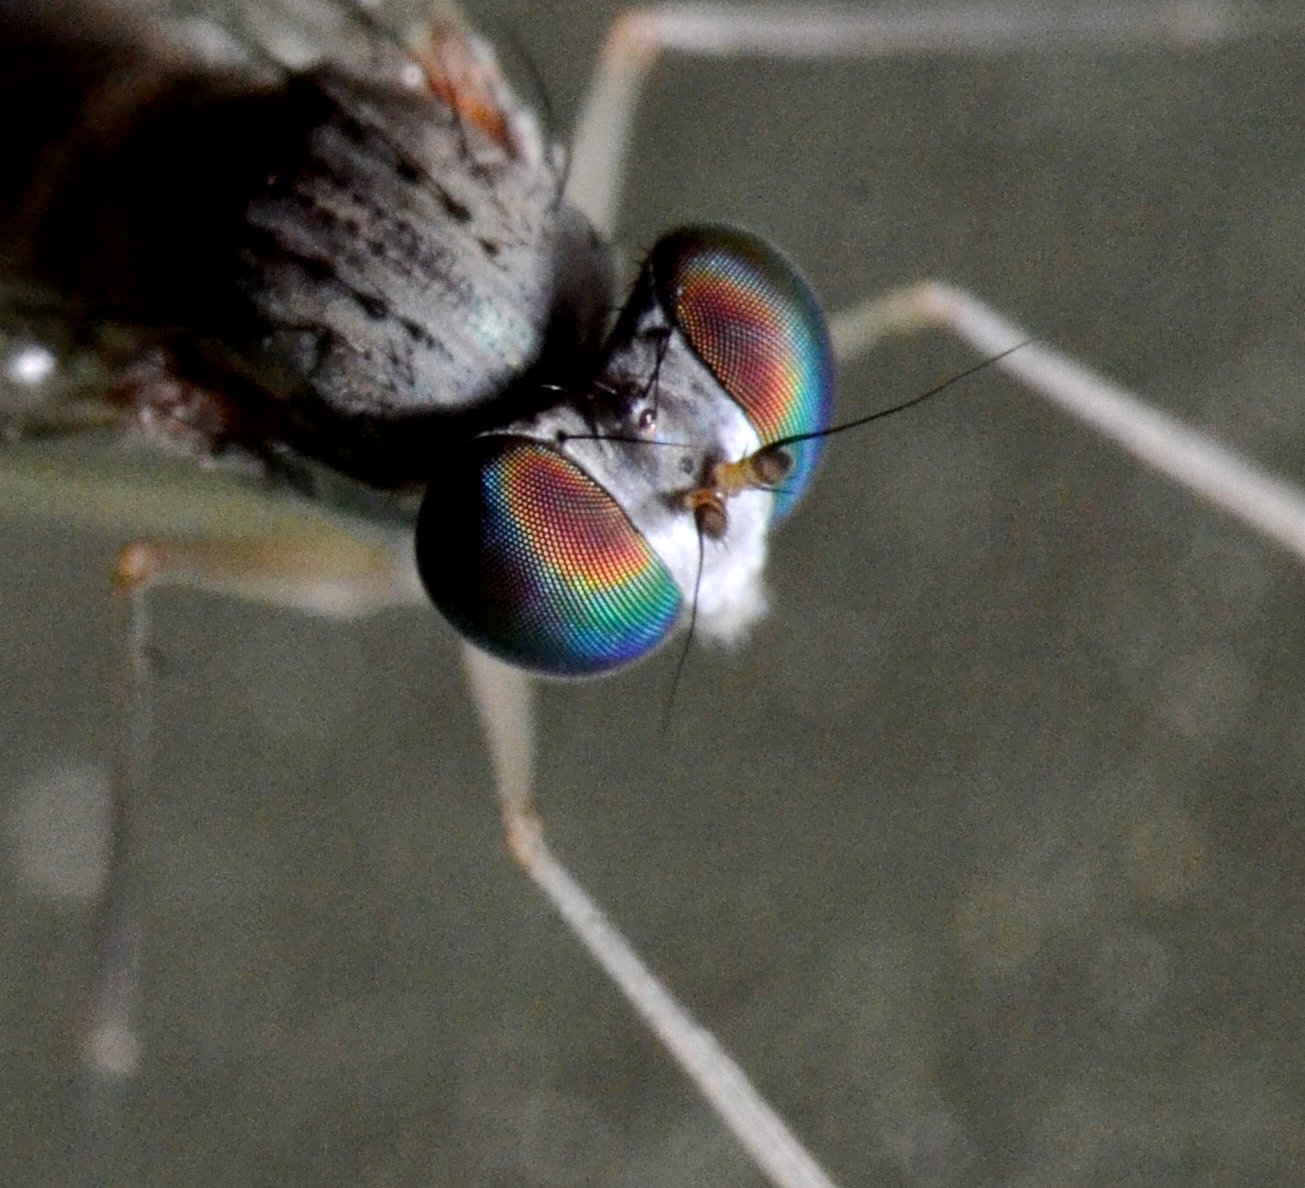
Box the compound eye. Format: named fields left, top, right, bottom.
left=416, top=438, right=682, bottom=676
left=651, top=226, right=835, bottom=520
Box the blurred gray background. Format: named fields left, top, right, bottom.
left=2, top=1, right=1304, bottom=1185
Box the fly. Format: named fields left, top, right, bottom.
left=7, top=2, right=1305, bottom=1188
left=0, top=4, right=845, bottom=1185
left=1, top=1, right=829, bottom=674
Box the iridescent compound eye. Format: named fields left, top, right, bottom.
left=416, top=437, right=683, bottom=676
left=650, top=226, right=835, bottom=520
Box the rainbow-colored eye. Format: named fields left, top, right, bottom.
left=651, top=226, right=834, bottom=520
left=416, top=438, right=683, bottom=676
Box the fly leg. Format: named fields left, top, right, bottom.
left=566, top=1, right=1298, bottom=238
left=78, top=524, right=420, bottom=1177
left=459, top=645, right=844, bottom=1188
left=829, top=282, right=1305, bottom=567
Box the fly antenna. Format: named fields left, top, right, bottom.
left=777, top=339, right=1035, bottom=453
left=660, top=520, right=707, bottom=737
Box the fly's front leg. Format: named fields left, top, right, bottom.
left=459, top=647, right=843, bottom=1188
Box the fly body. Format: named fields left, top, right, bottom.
left=0, top=0, right=835, bottom=673
left=8, top=5, right=1303, bottom=1188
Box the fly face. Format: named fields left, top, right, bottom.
left=418, top=225, right=834, bottom=674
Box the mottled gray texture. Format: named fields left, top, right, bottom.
left=2, top=2, right=1303, bottom=1186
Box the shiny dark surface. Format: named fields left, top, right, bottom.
left=417, top=436, right=682, bottom=675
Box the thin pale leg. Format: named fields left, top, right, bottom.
left=83, top=531, right=420, bottom=1081
left=81, top=550, right=152, bottom=1090
left=831, top=284, right=1305, bottom=564
left=77, top=528, right=419, bottom=1188
left=462, top=647, right=841, bottom=1188
left=0, top=443, right=427, bottom=1114
left=74, top=550, right=148, bottom=1188
left=566, top=1, right=1302, bottom=236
